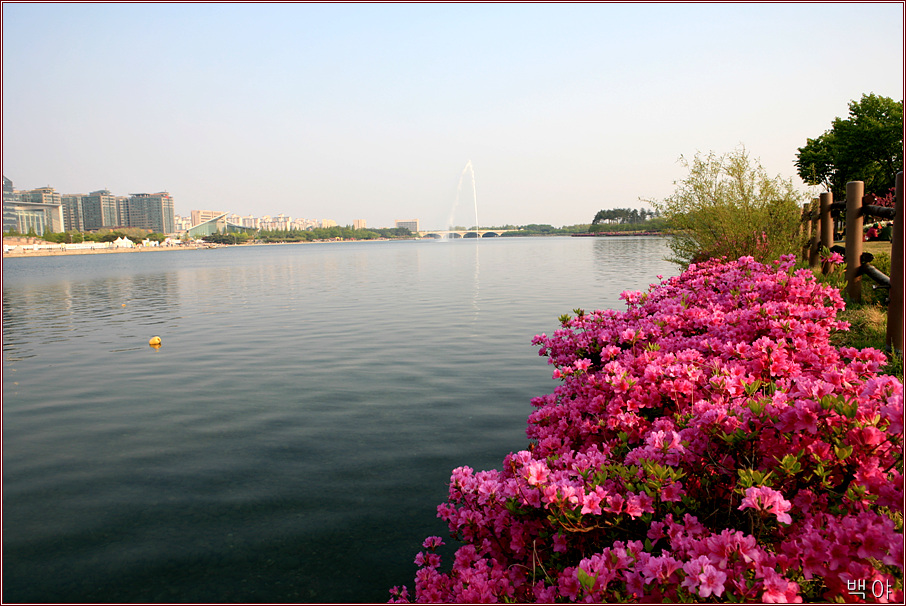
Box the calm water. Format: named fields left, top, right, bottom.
left=2, top=236, right=674, bottom=603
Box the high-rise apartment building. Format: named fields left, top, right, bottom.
left=3, top=176, right=18, bottom=232
left=174, top=214, right=193, bottom=232
left=80, top=189, right=120, bottom=230
left=1, top=178, right=65, bottom=234
left=128, top=192, right=175, bottom=234
left=239, top=215, right=260, bottom=229
left=395, top=219, right=419, bottom=232
left=62, top=194, right=85, bottom=232
left=115, top=195, right=130, bottom=227
left=352, top=219, right=366, bottom=230
left=191, top=209, right=226, bottom=226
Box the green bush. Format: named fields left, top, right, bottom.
left=649, top=147, right=805, bottom=267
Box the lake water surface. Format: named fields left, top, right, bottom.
left=2, top=236, right=675, bottom=603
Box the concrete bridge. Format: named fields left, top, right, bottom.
left=417, top=229, right=508, bottom=239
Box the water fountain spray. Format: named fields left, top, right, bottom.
left=450, top=160, right=479, bottom=233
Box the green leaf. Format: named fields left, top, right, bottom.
left=747, top=398, right=769, bottom=415
left=777, top=454, right=802, bottom=475
left=834, top=445, right=853, bottom=461
left=577, top=568, right=597, bottom=591
left=744, top=380, right=763, bottom=396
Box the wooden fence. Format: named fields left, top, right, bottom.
left=800, top=172, right=903, bottom=353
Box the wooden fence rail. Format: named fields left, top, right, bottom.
left=800, top=172, right=903, bottom=353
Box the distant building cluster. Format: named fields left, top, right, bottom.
left=2, top=175, right=402, bottom=238
left=3, top=176, right=174, bottom=235
left=175, top=211, right=360, bottom=238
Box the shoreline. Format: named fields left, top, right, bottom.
left=571, top=231, right=663, bottom=237
left=2, top=245, right=212, bottom=259
left=1, top=238, right=416, bottom=259
left=2, top=233, right=671, bottom=259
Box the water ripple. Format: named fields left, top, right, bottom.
left=2, top=237, right=675, bottom=602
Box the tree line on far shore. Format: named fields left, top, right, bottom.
left=5, top=227, right=167, bottom=244
left=253, top=225, right=413, bottom=243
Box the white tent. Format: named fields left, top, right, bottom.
left=113, top=236, right=135, bottom=248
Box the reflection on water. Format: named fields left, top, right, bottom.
left=3, top=271, right=178, bottom=361
left=592, top=237, right=670, bottom=289
left=2, top=238, right=675, bottom=603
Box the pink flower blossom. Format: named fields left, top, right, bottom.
left=574, top=358, right=592, bottom=372
left=739, top=486, right=793, bottom=524
left=524, top=460, right=549, bottom=486
left=820, top=251, right=845, bottom=265
left=697, top=563, right=727, bottom=598
left=580, top=487, right=603, bottom=515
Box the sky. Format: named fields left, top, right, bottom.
left=2, top=3, right=904, bottom=230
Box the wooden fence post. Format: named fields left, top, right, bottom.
left=845, top=181, right=864, bottom=303
left=820, top=192, right=834, bottom=273
left=809, top=198, right=821, bottom=267
left=888, top=172, right=904, bottom=352
left=801, top=203, right=812, bottom=262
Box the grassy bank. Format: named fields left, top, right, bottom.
left=823, top=242, right=902, bottom=380
left=834, top=304, right=903, bottom=380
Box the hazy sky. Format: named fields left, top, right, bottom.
left=3, top=3, right=903, bottom=229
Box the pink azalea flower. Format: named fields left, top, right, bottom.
left=697, top=563, right=727, bottom=598
left=604, top=493, right=624, bottom=514
left=820, top=251, right=844, bottom=265
left=580, top=489, right=603, bottom=516
left=760, top=568, right=801, bottom=603
left=661, top=481, right=684, bottom=502
left=524, top=460, right=549, bottom=486
left=738, top=486, right=793, bottom=524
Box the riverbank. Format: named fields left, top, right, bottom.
left=571, top=230, right=663, bottom=237
left=2, top=243, right=215, bottom=258
left=1, top=238, right=421, bottom=259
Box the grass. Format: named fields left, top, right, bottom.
left=861, top=240, right=895, bottom=257
left=834, top=304, right=903, bottom=381
left=808, top=243, right=903, bottom=380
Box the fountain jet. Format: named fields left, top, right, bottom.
left=449, top=160, right=479, bottom=234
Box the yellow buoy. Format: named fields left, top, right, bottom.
left=149, top=336, right=162, bottom=347
left=122, top=303, right=126, bottom=307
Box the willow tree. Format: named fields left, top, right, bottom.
left=649, top=147, right=805, bottom=267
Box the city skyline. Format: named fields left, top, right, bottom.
left=3, top=175, right=429, bottom=232
left=3, top=3, right=903, bottom=228
left=3, top=176, right=175, bottom=235
left=5, top=175, right=507, bottom=232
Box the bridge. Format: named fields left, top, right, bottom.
left=417, top=229, right=508, bottom=239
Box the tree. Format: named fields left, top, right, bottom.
left=649, top=147, right=804, bottom=267
left=592, top=207, right=652, bottom=225
left=796, top=93, right=903, bottom=197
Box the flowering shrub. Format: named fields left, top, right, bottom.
left=867, top=188, right=896, bottom=209
left=390, top=255, right=904, bottom=603
left=820, top=248, right=845, bottom=267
